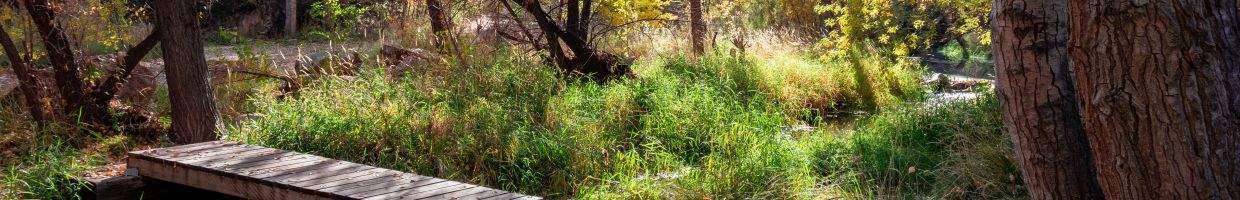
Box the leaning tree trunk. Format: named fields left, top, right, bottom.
left=990, top=0, right=1104, bottom=198
left=25, top=0, right=106, bottom=124
left=510, top=0, right=630, bottom=81
left=0, top=24, right=45, bottom=127
left=689, top=0, right=705, bottom=55
left=153, top=0, right=221, bottom=144
left=1067, top=0, right=1240, bottom=198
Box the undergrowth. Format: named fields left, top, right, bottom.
left=227, top=47, right=1020, bottom=199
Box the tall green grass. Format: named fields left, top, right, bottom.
left=228, top=48, right=1019, bottom=199
left=1, top=141, right=101, bottom=200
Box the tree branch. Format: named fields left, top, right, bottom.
left=90, top=29, right=161, bottom=106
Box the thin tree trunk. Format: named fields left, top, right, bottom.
left=0, top=24, right=45, bottom=127
left=991, top=0, right=1103, bottom=198
left=689, top=0, right=705, bottom=55
left=153, top=0, right=220, bottom=144
left=24, top=0, right=104, bottom=124
left=579, top=0, right=592, bottom=35
left=285, top=0, right=297, bottom=37
left=1067, top=0, right=1240, bottom=198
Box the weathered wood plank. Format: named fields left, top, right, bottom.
left=430, top=186, right=491, bottom=199
left=283, top=165, right=380, bottom=185
left=262, top=160, right=365, bottom=182
left=457, top=190, right=510, bottom=200
left=480, top=192, right=527, bottom=200
left=142, top=142, right=245, bottom=161
left=291, top=167, right=388, bottom=187
left=306, top=168, right=405, bottom=191
left=363, top=181, right=463, bottom=200
left=343, top=176, right=444, bottom=199
left=237, top=155, right=335, bottom=178
left=394, top=183, right=475, bottom=200
left=128, top=142, right=540, bottom=200
left=319, top=173, right=424, bottom=195
left=128, top=154, right=332, bottom=200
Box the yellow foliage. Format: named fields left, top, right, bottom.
left=595, top=0, right=676, bottom=26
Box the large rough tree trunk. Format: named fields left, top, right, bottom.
left=689, top=0, right=705, bottom=55
left=1067, top=0, right=1240, bottom=198
left=990, top=0, right=1103, bottom=198
left=154, top=0, right=221, bottom=144
left=0, top=24, right=45, bottom=127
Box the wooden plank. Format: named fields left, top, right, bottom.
left=283, top=165, right=381, bottom=185
left=220, top=154, right=318, bottom=172
left=304, top=168, right=401, bottom=190
left=480, top=193, right=526, bottom=200
left=191, top=150, right=299, bottom=170
left=129, top=142, right=541, bottom=200
left=128, top=155, right=331, bottom=200
left=189, top=148, right=291, bottom=168
left=151, top=141, right=241, bottom=157
left=287, top=166, right=385, bottom=187
left=457, top=190, right=511, bottom=200
left=160, top=145, right=263, bottom=164
left=394, top=183, right=476, bottom=200
left=262, top=160, right=367, bottom=183
left=227, top=156, right=324, bottom=178
left=145, top=141, right=232, bottom=155
left=251, top=159, right=344, bottom=180
left=426, top=186, right=491, bottom=199
left=249, top=158, right=341, bottom=180
left=337, top=173, right=443, bottom=197
left=142, top=142, right=244, bottom=160
left=362, top=181, right=463, bottom=200
left=318, top=173, right=423, bottom=195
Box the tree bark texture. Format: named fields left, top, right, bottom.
left=153, top=0, right=221, bottom=144
left=991, top=0, right=1104, bottom=199
left=426, top=0, right=452, bottom=49
left=0, top=24, right=46, bottom=126
left=1067, top=0, right=1240, bottom=198
left=24, top=0, right=102, bottom=123
left=689, top=0, right=705, bottom=55
left=285, top=0, right=297, bottom=37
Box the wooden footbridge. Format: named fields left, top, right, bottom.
left=125, top=141, right=539, bottom=200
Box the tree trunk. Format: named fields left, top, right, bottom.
left=153, top=0, right=220, bottom=144
left=1067, top=0, right=1240, bottom=198
left=0, top=24, right=46, bottom=127
left=426, top=0, right=451, bottom=49
left=991, top=0, right=1104, bottom=198
left=689, top=0, right=705, bottom=55
left=24, top=0, right=106, bottom=124
left=284, top=0, right=297, bottom=37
